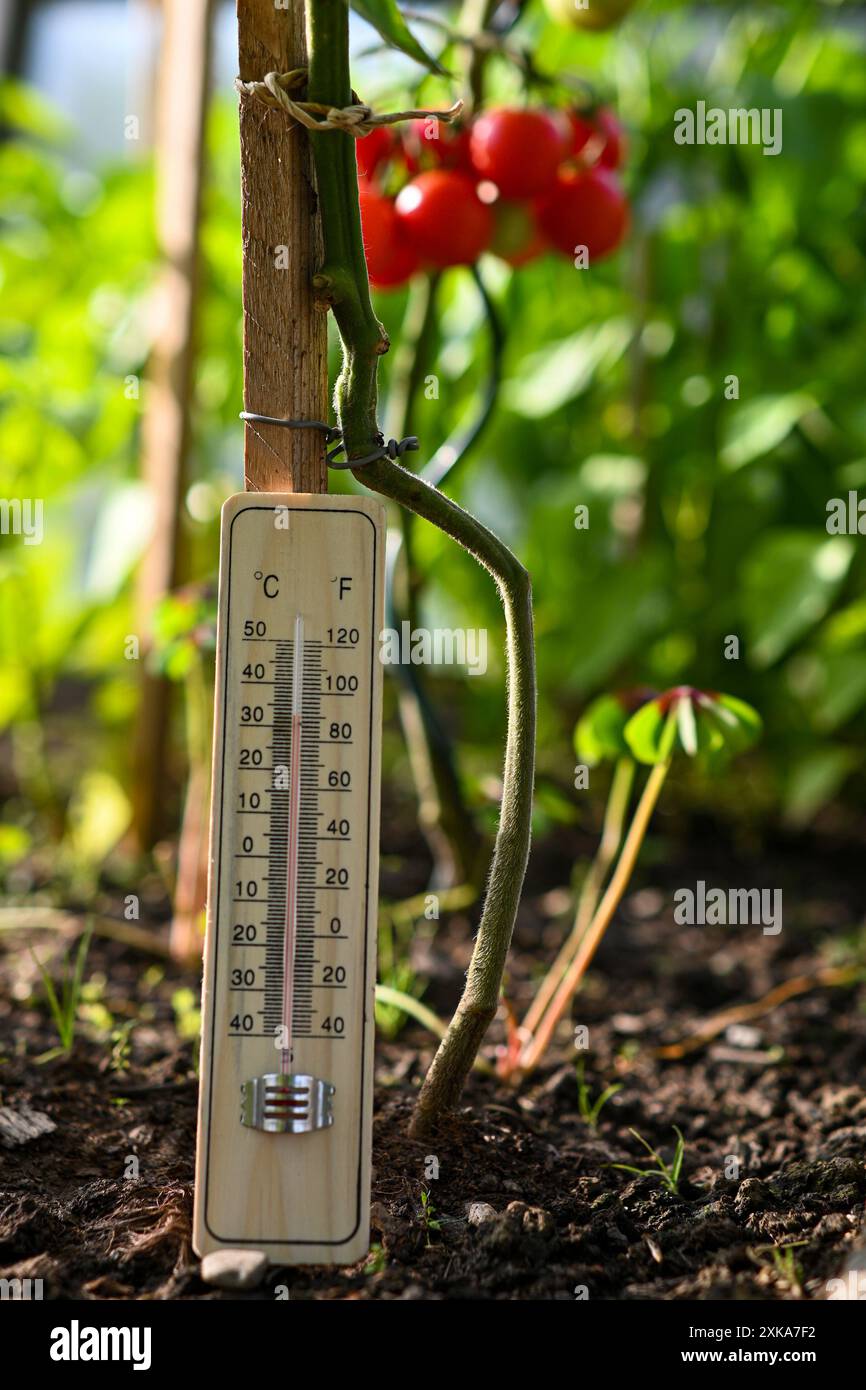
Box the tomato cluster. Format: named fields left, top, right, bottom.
left=357, top=104, right=630, bottom=290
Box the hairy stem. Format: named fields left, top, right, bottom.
left=519, top=756, right=635, bottom=1043
left=306, top=0, right=536, bottom=1132
left=519, top=759, right=670, bottom=1077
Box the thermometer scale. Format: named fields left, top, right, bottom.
left=194, top=492, right=384, bottom=1266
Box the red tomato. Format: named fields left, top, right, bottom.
left=469, top=107, right=569, bottom=199
left=402, top=118, right=474, bottom=175
left=567, top=107, right=626, bottom=170
left=358, top=188, right=419, bottom=288
left=395, top=171, right=493, bottom=267
left=596, top=109, right=627, bottom=169
left=490, top=201, right=547, bottom=267
left=356, top=126, right=394, bottom=182
left=536, top=168, right=630, bottom=261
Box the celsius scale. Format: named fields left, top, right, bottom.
left=193, top=492, right=384, bottom=1266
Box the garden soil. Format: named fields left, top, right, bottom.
left=2, top=815, right=864, bottom=1300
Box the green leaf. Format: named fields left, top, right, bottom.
left=348, top=1, right=446, bottom=75
left=742, top=532, right=854, bottom=667
left=624, top=689, right=762, bottom=766
left=782, top=747, right=860, bottom=828
left=504, top=320, right=632, bottom=419
left=66, top=772, right=131, bottom=865
left=623, top=699, right=678, bottom=764
left=720, top=393, right=815, bottom=471
left=575, top=694, right=629, bottom=765
left=575, top=690, right=656, bottom=764
left=709, top=694, right=763, bottom=754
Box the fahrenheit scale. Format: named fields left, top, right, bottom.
left=194, top=493, right=384, bottom=1265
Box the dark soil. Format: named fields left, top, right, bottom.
left=2, top=822, right=865, bottom=1300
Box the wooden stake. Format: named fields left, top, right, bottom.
left=132, top=0, right=215, bottom=851
left=238, top=0, right=329, bottom=493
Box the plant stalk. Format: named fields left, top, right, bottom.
left=306, top=0, right=536, bottom=1133
left=519, top=756, right=635, bottom=1043
left=519, top=758, right=670, bottom=1076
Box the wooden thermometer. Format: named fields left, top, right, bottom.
left=193, top=492, right=384, bottom=1266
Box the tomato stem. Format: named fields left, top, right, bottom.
left=306, top=0, right=536, bottom=1133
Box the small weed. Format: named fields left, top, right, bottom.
left=419, top=1189, right=442, bottom=1247
left=109, top=1019, right=135, bottom=1072
left=30, top=923, right=93, bottom=1058
left=172, top=987, right=201, bottom=1070
left=576, top=1057, right=622, bottom=1128
left=364, top=1243, right=386, bottom=1275
left=750, top=1240, right=806, bottom=1293
left=612, top=1126, right=686, bottom=1195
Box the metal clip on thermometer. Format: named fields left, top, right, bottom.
left=193, top=494, right=384, bottom=1267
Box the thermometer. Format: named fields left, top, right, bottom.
left=194, top=492, right=384, bottom=1266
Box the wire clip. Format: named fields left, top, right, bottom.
left=326, top=435, right=419, bottom=470
left=239, top=412, right=342, bottom=443
left=240, top=412, right=418, bottom=471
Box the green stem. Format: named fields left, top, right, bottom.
left=422, top=264, right=504, bottom=490
left=374, top=984, right=496, bottom=1076
left=306, top=4, right=388, bottom=454
left=306, top=0, right=536, bottom=1133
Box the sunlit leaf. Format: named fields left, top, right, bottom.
left=575, top=689, right=655, bottom=765
left=625, top=688, right=761, bottom=766
left=67, top=772, right=131, bottom=865
left=742, top=532, right=854, bottom=667
left=720, top=393, right=815, bottom=471
left=347, top=0, right=446, bottom=75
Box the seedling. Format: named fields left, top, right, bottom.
left=575, top=1058, right=622, bottom=1129
left=750, top=1240, right=806, bottom=1294
left=364, top=1243, right=387, bottom=1275
left=771, top=1243, right=805, bottom=1291
left=29, top=922, right=93, bottom=1059
left=109, top=1020, right=135, bottom=1074
left=612, top=1126, right=686, bottom=1196
left=513, top=686, right=761, bottom=1077
left=418, top=1189, right=442, bottom=1247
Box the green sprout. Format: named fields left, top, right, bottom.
left=364, top=1243, right=387, bottom=1275
left=419, top=1189, right=442, bottom=1247
left=771, top=1244, right=805, bottom=1291
left=575, top=1057, right=622, bottom=1129
left=750, top=1240, right=807, bottom=1293
left=612, top=1126, right=686, bottom=1196
left=29, top=923, right=93, bottom=1059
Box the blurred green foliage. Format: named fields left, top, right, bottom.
left=1, top=0, right=865, bottom=894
